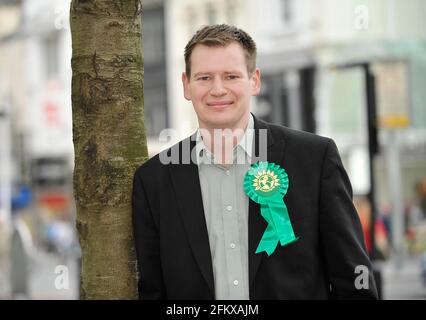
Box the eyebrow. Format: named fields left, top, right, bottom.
left=193, top=72, right=212, bottom=78
left=224, top=71, right=243, bottom=75
left=193, top=71, right=243, bottom=77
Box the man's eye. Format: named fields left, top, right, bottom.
left=226, top=75, right=238, bottom=80
left=197, top=76, right=210, bottom=81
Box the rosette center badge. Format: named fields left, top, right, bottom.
left=253, top=169, right=280, bottom=194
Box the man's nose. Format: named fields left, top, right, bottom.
left=210, top=77, right=227, bottom=96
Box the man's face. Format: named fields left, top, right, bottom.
left=182, top=42, right=261, bottom=131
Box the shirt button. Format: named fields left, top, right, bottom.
left=225, top=170, right=230, bottom=176
left=226, top=205, right=232, bottom=212
left=233, top=280, right=239, bottom=286
left=230, top=243, right=236, bottom=249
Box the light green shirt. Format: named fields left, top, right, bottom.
left=195, top=114, right=254, bottom=300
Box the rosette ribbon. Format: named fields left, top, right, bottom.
left=244, top=161, right=299, bottom=256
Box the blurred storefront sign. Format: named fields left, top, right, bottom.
left=31, top=156, right=71, bottom=212
left=31, top=157, right=69, bottom=187
left=372, top=61, right=410, bottom=129
left=43, top=101, right=61, bottom=127
left=29, top=81, right=73, bottom=158
left=38, top=192, right=69, bottom=211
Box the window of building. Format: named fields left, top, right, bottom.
left=186, top=6, right=197, bottom=36
left=43, top=32, right=59, bottom=79
left=206, top=2, right=216, bottom=25
left=142, top=5, right=168, bottom=138
left=143, top=7, right=165, bottom=65
left=225, top=0, right=237, bottom=24
left=281, top=0, right=293, bottom=24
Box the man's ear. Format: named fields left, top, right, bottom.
left=250, top=68, right=261, bottom=96
left=182, top=72, right=192, bottom=101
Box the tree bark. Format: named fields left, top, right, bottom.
left=70, top=0, right=148, bottom=299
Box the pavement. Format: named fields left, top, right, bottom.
left=381, top=254, right=426, bottom=300
left=25, top=251, right=426, bottom=300
left=27, top=249, right=79, bottom=300
left=0, top=248, right=79, bottom=300
left=2, top=248, right=426, bottom=300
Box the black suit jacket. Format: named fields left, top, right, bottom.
left=132, top=115, right=378, bottom=299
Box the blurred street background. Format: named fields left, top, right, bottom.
left=1, top=0, right=426, bottom=300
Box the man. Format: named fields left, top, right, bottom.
left=132, top=24, right=378, bottom=299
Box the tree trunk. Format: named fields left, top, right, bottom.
left=70, top=0, right=148, bottom=299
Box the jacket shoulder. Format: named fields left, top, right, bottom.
left=268, top=122, right=331, bottom=147
left=134, top=135, right=193, bottom=177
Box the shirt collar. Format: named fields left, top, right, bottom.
left=195, top=113, right=254, bottom=165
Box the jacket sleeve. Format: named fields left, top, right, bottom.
left=132, top=166, right=167, bottom=299
left=319, top=139, right=378, bottom=299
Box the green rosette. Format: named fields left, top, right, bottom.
left=244, top=161, right=299, bottom=256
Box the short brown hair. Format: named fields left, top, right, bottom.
left=184, top=24, right=257, bottom=78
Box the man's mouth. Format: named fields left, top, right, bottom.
left=207, top=101, right=234, bottom=109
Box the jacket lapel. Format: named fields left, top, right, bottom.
left=249, top=115, right=286, bottom=290
left=168, top=137, right=215, bottom=298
